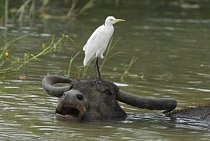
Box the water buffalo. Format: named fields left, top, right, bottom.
left=42, top=75, right=177, bottom=121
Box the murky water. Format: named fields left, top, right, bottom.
left=1, top=1, right=210, bottom=140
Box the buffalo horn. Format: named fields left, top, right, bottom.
left=42, top=75, right=72, bottom=97
left=118, top=91, right=177, bottom=113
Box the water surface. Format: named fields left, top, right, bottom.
left=1, top=1, right=210, bottom=140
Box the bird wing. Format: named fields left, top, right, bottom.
left=83, top=25, right=105, bottom=66
left=83, top=25, right=103, bottom=51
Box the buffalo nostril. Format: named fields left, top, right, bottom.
left=77, top=94, right=84, bottom=101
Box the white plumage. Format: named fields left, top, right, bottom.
left=83, top=16, right=125, bottom=66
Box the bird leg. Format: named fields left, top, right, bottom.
left=96, top=57, right=101, bottom=79
left=94, top=57, right=102, bottom=79
left=94, top=57, right=102, bottom=86
left=94, top=59, right=98, bottom=80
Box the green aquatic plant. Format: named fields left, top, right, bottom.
left=100, top=38, right=126, bottom=71
left=0, top=34, right=28, bottom=72
left=66, top=51, right=81, bottom=77
left=1, top=0, right=36, bottom=25
left=0, top=34, right=71, bottom=74
left=67, top=0, right=96, bottom=17
left=66, top=51, right=89, bottom=78
left=1, top=0, right=130, bottom=24
left=16, top=0, right=35, bottom=25
left=2, top=0, right=96, bottom=22
left=4, top=0, right=8, bottom=26
left=120, top=56, right=138, bottom=82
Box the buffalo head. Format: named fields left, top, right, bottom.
left=42, top=75, right=177, bottom=121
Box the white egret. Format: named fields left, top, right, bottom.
left=83, top=16, right=125, bottom=79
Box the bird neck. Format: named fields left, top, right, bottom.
left=104, top=23, right=113, bottom=28
left=105, top=20, right=114, bottom=26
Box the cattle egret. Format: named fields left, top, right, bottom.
left=83, top=16, right=125, bottom=79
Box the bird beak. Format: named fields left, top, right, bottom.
left=114, top=19, right=125, bottom=23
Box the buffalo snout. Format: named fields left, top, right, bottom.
left=56, top=90, right=86, bottom=121
left=62, top=90, right=85, bottom=104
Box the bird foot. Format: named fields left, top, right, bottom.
left=95, top=77, right=104, bottom=88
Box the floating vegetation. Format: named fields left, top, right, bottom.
left=0, top=34, right=72, bottom=74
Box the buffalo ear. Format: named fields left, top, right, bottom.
left=117, top=91, right=177, bottom=113
left=42, top=75, right=72, bottom=97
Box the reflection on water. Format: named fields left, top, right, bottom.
left=1, top=1, right=210, bottom=140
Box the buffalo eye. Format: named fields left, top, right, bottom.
left=104, top=89, right=113, bottom=96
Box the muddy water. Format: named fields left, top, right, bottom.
left=1, top=1, right=210, bottom=140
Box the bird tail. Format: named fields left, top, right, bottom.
left=83, top=52, right=95, bottom=67
left=83, top=55, right=91, bottom=66
left=83, top=57, right=88, bottom=66
left=83, top=44, right=87, bottom=51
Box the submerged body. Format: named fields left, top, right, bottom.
left=166, top=106, right=210, bottom=122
